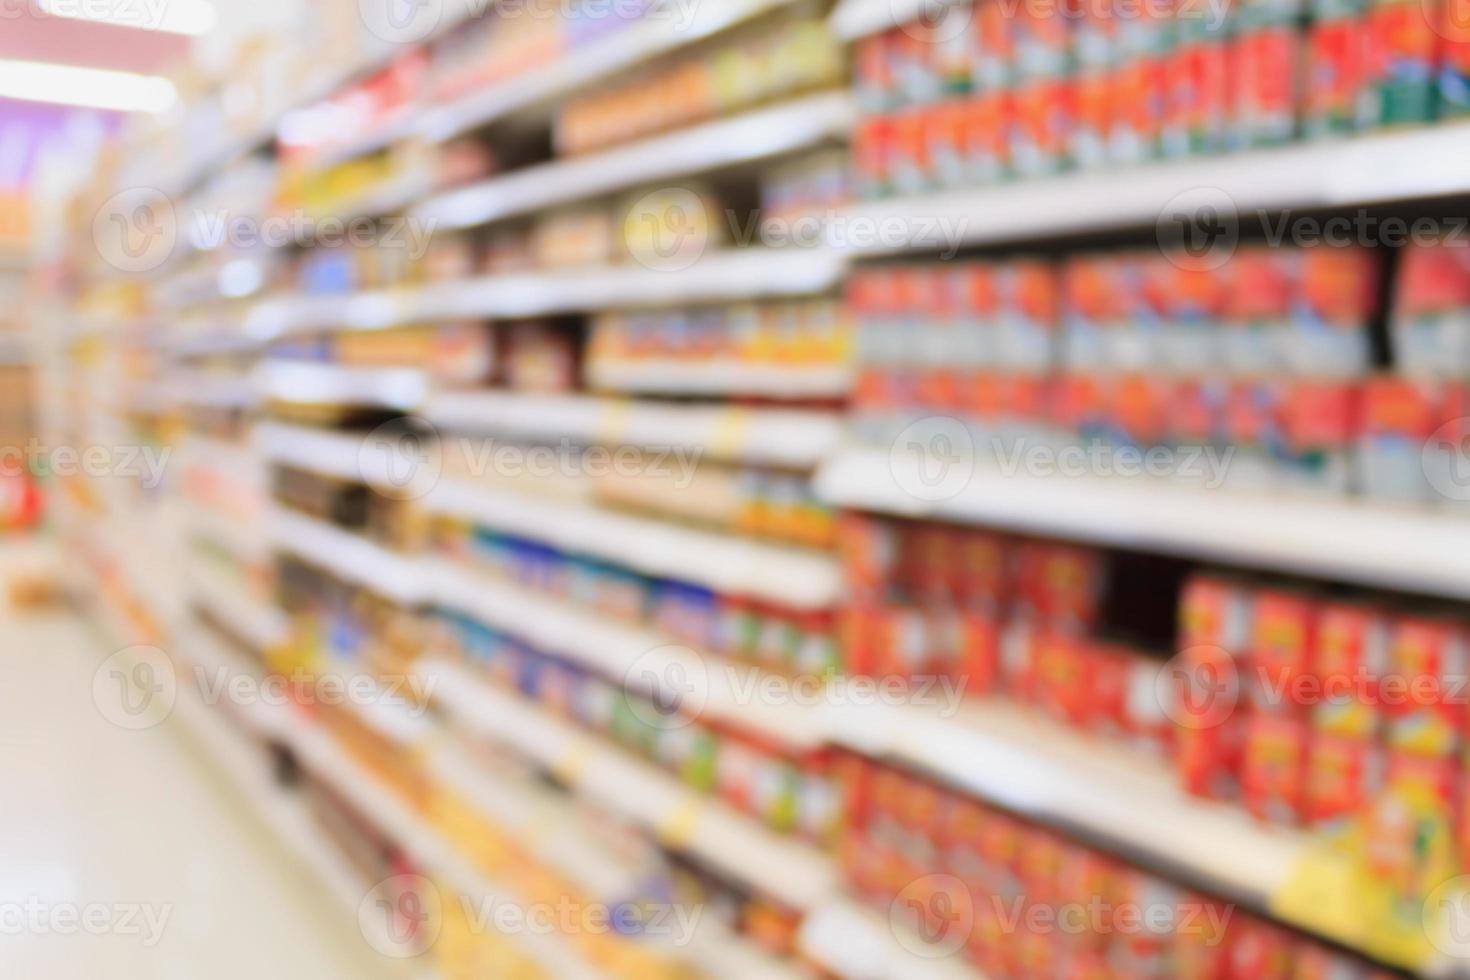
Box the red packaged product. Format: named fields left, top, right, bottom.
left=1014, top=0, right=1074, bottom=80
left=1015, top=825, right=1065, bottom=908
left=1393, top=236, right=1470, bottom=377
left=1358, top=377, right=1450, bottom=503
left=1279, top=381, right=1361, bottom=494
left=994, top=258, right=1060, bottom=370
left=1385, top=749, right=1457, bottom=804
left=1124, top=652, right=1173, bottom=757
left=1071, top=71, right=1113, bottom=169
left=1241, top=713, right=1310, bottom=823
left=953, top=529, right=1011, bottom=613
left=1033, top=632, right=1091, bottom=727
left=1061, top=253, right=1130, bottom=370
left=1011, top=78, right=1074, bottom=177
left=1232, top=26, right=1301, bottom=148
left=1171, top=378, right=1228, bottom=469
left=1014, top=541, right=1105, bottom=631
left=927, top=100, right=971, bottom=189
left=953, top=612, right=1001, bottom=695
left=974, top=805, right=1025, bottom=895
left=1224, top=378, right=1289, bottom=490
left=1179, top=574, right=1255, bottom=652
left=854, top=117, right=893, bottom=198
left=1305, top=731, right=1385, bottom=829
left=1111, top=374, right=1172, bottom=451
left=1170, top=646, right=1247, bottom=800
left=1444, top=1, right=1470, bottom=116
left=1052, top=373, right=1111, bottom=443
left=973, top=0, right=1017, bottom=92
left=1291, top=246, right=1379, bottom=377
left=1110, top=56, right=1167, bottom=164
left=939, top=794, right=990, bottom=883
left=1111, top=868, right=1181, bottom=963
left=1166, top=39, right=1232, bottom=156
left=1384, top=615, right=1467, bottom=758
left=1224, top=246, right=1299, bottom=374
left=965, top=91, right=1015, bottom=184
left=855, top=32, right=896, bottom=111
left=1363, top=0, right=1442, bottom=126
left=1171, top=895, right=1233, bottom=980
left=1305, top=16, right=1369, bottom=136
left=1226, top=915, right=1296, bottom=979
left=1089, top=643, right=1132, bottom=737
left=1055, top=849, right=1117, bottom=951
left=1313, top=601, right=1390, bottom=738
left=890, top=109, right=932, bottom=195
left=1248, top=589, right=1319, bottom=714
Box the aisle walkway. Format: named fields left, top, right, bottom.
left=0, top=608, right=394, bottom=980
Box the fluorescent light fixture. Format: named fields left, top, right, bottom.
left=39, top=0, right=218, bottom=36
left=0, top=59, right=177, bottom=114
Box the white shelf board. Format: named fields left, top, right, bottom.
left=190, top=562, right=287, bottom=654
left=798, top=899, right=985, bottom=980
left=425, top=658, right=839, bottom=911
left=425, top=391, right=844, bottom=468
left=418, top=0, right=808, bottom=143
left=844, top=121, right=1470, bottom=254
left=588, top=360, right=852, bottom=399
left=256, top=422, right=379, bottom=485
left=428, top=559, right=827, bottom=749
left=268, top=507, right=428, bottom=606
left=424, top=479, right=842, bottom=609
left=254, top=361, right=428, bottom=411
left=819, top=448, right=1470, bottom=599
left=414, top=91, right=854, bottom=232
left=824, top=697, right=1305, bottom=908
left=245, top=247, right=846, bottom=335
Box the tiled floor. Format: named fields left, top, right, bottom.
left=0, top=606, right=394, bottom=980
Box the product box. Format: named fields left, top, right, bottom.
left=1053, top=373, right=1111, bottom=449
left=1072, top=70, right=1114, bottom=169
left=1305, top=731, right=1386, bottom=829
left=854, top=117, right=894, bottom=198
left=965, top=92, right=1015, bottom=183
left=1110, top=374, right=1173, bottom=456
left=1248, top=588, right=1319, bottom=713
left=1221, top=378, right=1288, bottom=491
left=890, top=110, right=934, bottom=195
left=1363, top=0, right=1442, bottom=126
left=1011, top=79, right=1074, bottom=177
left=1165, top=37, right=1232, bottom=156
left=1290, top=246, right=1378, bottom=377
left=1278, top=381, right=1360, bottom=495
left=1061, top=254, right=1129, bottom=369
left=1357, top=378, right=1446, bottom=503
left=893, top=24, right=946, bottom=106
left=1179, top=574, right=1255, bottom=652
left=1170, top=648, right=1247, bottom=800
left=1014, top=0, right=1075, bottom=80
left=1170, top=378, right=1230, bottom=484
left=1232, top=25, right=1302, bottom=148
left=1223, top=247, right=1298, bottom=374
left=855, top=32, right=897, bottom=112
left=994, top=259, right=1060, bottom=369
left=1241, top=713, right=1310, bottom=823
left=1312, top=600, right=1390, bottom=737
left=1393, top=236, right=1470, bottom=377
left=1304, top=14, right=1371, bottom=136
left=973, top=0, right=1018, bottom=92
left=1160, top=264, right=1230, bottom=372
left=1442, top=5, right=1470, bottom=115
left=1385, top=615, right=1467, bottom=757
left=1033, top=632, right=1092, bottom=726
left=1227, top=915, right=1299, bottom=978
left=1110, top=56, right=1168, bottom=164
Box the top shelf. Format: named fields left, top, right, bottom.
left=846, top=122, right=1470, bottom=255
left=829, top=0, right=955, bottom=40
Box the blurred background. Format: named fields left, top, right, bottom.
left=4, top=0, right=1470, bottom=977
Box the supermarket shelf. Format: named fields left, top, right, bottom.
left=255, top=360, right=428, bottom=411
left=428, top=559, right=827, bottom=749
left=819, top=448, right=1470, bottom=600
left=425, top=658, right=839, bottom=911
left=424, top=479, right=842, bottom=609
left=824, top=697, right=1305, bottom=911
left=414, top=91, right=854, bottom=232
left=268, top=507, right=428, bottom=606
left=297, top=170, right=436, bottom=227
left=276, top=704, right=607, bottom=980
left=246, top=247, right=847, bottom=335
left=843, top=121, right=1470, bottom=253
left=170, top=371, right=260, bottom=410
left=190, top=563, right=288, bottom=654
left=829, top=0, right=961, bottom=40
left=418, top=0, right=806, bottom=143
left=799, top=900, right=984, bottom=980
left=256, top=422, right=381, bottom=485
left=588, top=360, right=852, bottom=398
left=425, top=391, right=844, bottom=468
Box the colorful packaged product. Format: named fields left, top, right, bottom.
left=1241, top=713, right=1310, bottom=823
left=1305, top=14, right=1371, bottom=136
left=1312, top=601, right=1390, bottom=738
left=1290, top=246, right=1378, bottom=377
left=1363, top=0, right=1441, bottom=125
left=1248, top=588, right=1318, bottom=714
left=1232, top=25, right=1302, bottom=147
left=1223, top=247, right=1297, bottom=375
left=1305, top=731, right=1385, bottom=828
left=1393, top=235, right=1470, bottom=377
left=1385, top=615, right=1466, bottom=758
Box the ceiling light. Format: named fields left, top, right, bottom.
left=39, top=0, right=218, bottom=36
left=0, top=59, right=178, bottom=114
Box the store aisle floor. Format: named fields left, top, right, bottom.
left=0, top=607, right=395, bottom=980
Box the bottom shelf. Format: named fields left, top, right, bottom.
left=798, top=899, right=983, bottom=980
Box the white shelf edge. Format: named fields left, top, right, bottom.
left=798, top=899, right=986, bottom=980
left=844, top=121, right=1470, bottom=254
left=423, top=479, right=842, bottom=610
left=414, top=91, right=854, bottom=231
left=818, top=448, right=1470, bottom=600
left=829, top=0, right=961, bottom=40
left=587, top=360, right=853, bottom=399
left=427, top=558, right=827, bottom=749
left=268, top=508, right=428, bottom=606
left=424, top=658, right=839, bottom=911
left=425, top=391, right=844, bottom=468
left=254, top=361, right=428, bottom=411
